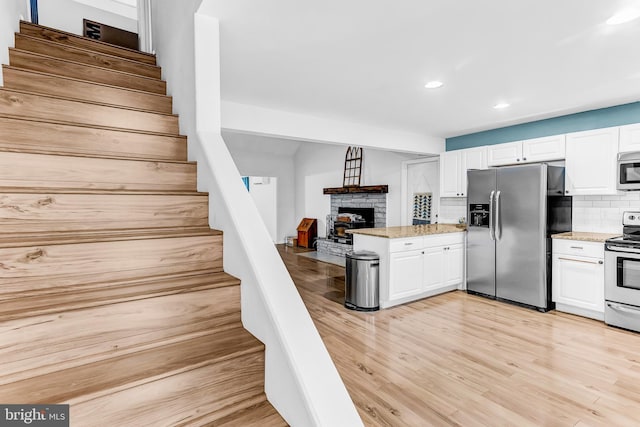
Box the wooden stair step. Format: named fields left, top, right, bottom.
left=0, top=88, right=179, bottom=134
left=3, top=66, right=172, bottom=114
left=0, top=226, right=220, bottom=248
left=0, top=232, right=223, bottom=294
left=9, top=49, right=166, bottom=94
left=15, top=33, right=161, bottom=79
left=0, top=114, right=186, bottom=161
left=0, top=192, right=209, bottom=233
left=70, top=349, right=266, bottom=426
left=0, top=152, right=196, bottom=192
left=0, top=269, right=238, bottom=322
left=204, top=398, right=289, bottom=427
left=20, top=21, right=156, bottom=65
left=1, top=287, right=242, bottom=384
left=0, top=325, right=261, bottom=404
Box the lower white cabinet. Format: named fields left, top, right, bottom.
left=552, top=239, right=604, bottom=320
left=354, top=232, right=465, bottom=308
left=389, top=249, right=424, bottom=300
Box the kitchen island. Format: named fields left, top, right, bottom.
left=349, top=224, right=467, bottom=308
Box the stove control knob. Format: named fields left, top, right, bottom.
left=630, top=215, right=636, bottom=221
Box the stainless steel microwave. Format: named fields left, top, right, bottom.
left=618, top=152, right=640, bottom=190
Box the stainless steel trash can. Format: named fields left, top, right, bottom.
left=345, top=251, right=379, bottom=311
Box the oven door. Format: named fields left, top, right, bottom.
left=618, top=158, right=640, bottom=190
left=605, top=244, right=640, bottom=307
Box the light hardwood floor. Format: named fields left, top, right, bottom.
left=277, top=244, right=640, bottom=427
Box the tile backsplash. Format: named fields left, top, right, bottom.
left=572, top=193, right=640, bottom=234
left=439, top=198, right=467, bottom=224
left=440, top=194, right=640, bottom=234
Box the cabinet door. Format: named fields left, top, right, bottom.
left=487, top=141, right=523, bottom=166
left=565, top=127, right=619, bottom=195
left=552, top=254, right=604, bottom=313
left=439, top=151, right=462, bottom=197
left=522, top=135, right=566, bottom=163
left=422, top=246, right=444, bottom=291
left=389, top=249, right=424, bottom=299
left=461, top=147, right=487, bottom=198
left=619, top=123, right=640, bottom=153
left=443, top=243, right=464, bottom=287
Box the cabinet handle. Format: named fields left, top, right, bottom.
left=404, top=242, right=413, bottom=246
left=558, top=257, right=601, bottom=265
left=523, top=157, right=527, bottom=161
left=569, top=246, right=583, bottom=250
left=456, top=193, right=460, bottom=196
left=461, top=193, right=464, bottom=196
left=517, top=158, right=520, bottom=162
left=565, top=190, right=569, bottom=194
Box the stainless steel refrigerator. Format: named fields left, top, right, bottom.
left=466, top=164, right=571, bottom=311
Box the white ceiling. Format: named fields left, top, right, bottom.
left=208, top=0, right=640, bottom=139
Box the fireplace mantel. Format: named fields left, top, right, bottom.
left=323, top=185, right=388, bottom=195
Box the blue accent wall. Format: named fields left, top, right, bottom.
left=446, top=102, right=640, bottom=151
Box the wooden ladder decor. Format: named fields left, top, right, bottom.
left=343, top=146, right=363, bottom=187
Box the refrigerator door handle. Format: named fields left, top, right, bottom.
left=489, top=190, right=496, bottom=241
left=495, top=190, right=501, bottom=240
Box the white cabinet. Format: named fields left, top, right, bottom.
left=353, top=232, right=465, bottom=308
left=565, top=127, right=619, bottom=195
left=389, top=250, right=424, bottom=300
left=522, top=135, right=566, bottom=163
left=440, top=147, right=487, bottom=198
left=552, top=239, right=605, bottom=320
left=444, top=243, right=464, bottom=287
left=619, top=123, right=640, bottom=153
left=440, top=151, right=463, bottom=197
left=487, top=141, right=522, bottom=166
left=487, top=135, right=566, bottom=166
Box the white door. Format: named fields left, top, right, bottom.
left=565, top=127, right=619, bottom=195
left=389, top=250, right=424, bottom=299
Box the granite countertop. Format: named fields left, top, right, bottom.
left=551, top=231, right=620, bottom=243
left=347, top=224, right=467, bottom=239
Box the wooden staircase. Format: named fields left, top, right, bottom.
left=0, top=21, right=286, bottom=426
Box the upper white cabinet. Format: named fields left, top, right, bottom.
left=440, top=151, right=463, bottom=198
left=565, top=127, right=619, bottom=195
left=440, top=146, right=487, bottom=197
left=522, top=135, right=566, bottom=163
left=487, top=135, right=566, bottom=166
left=487, top=141, right=522, bottom=166
left=619, top=123, right=640, bottom=153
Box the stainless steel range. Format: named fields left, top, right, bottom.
left=605, top=211, right=640, bottom=333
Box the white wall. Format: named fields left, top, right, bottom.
left=39, top=0, right=137, bottom=36
left=294, top=143, right=417, bottom=237
left=248, top=177, right=278, bottom=243
left=222, top=101, right=445, bottom=156
left=226, top=145, right=296, bottom=244
left=0, top=0, right=29, bottom=86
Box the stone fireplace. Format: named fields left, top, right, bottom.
left=316, top=185, right=388, bottom=258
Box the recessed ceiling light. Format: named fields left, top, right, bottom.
left=606, top=8, right=640, bottom=25
left=424, top=81, right=443, bottom=89
left=493, top=102, right=510, bottom=109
